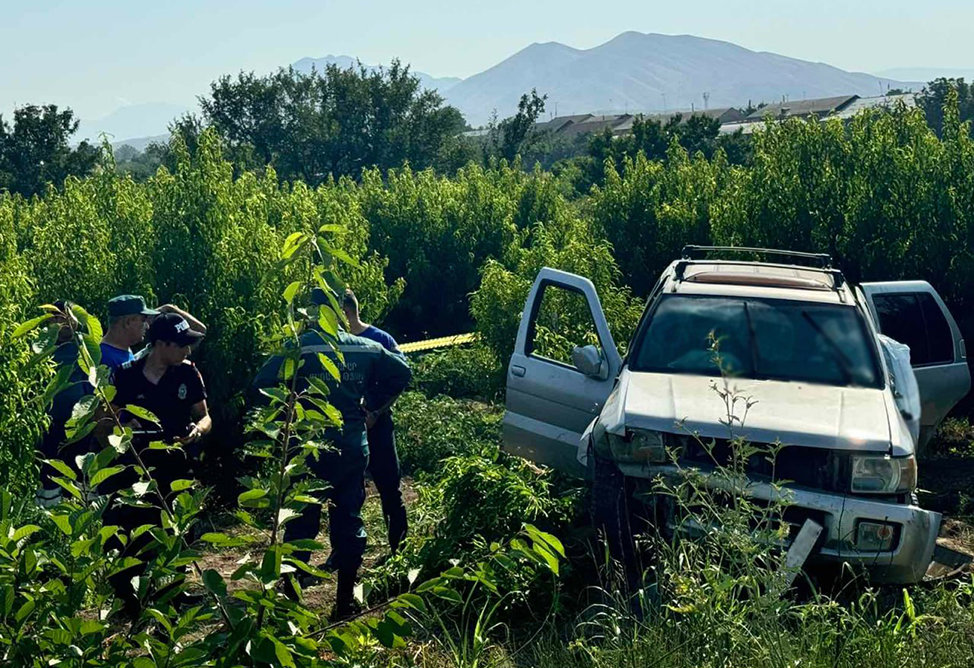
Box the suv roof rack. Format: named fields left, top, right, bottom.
left=682, top=245, right=833, bottom=268
left=674, top=246, right=846, bottom=293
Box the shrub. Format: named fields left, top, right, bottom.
left=411, top=344, right=505, bottom=401
left=393, top=390, right=502, bottom=477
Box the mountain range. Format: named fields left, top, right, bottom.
left=445, top=32, right=919, bottom=125
left=89, top=32, right=948, bottom=145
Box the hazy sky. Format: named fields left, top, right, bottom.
left=1, top=0, right=971, bottom=120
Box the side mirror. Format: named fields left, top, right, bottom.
left=572, top=344, right=608, bottom=380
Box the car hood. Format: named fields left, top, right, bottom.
left=606, top=370, right=898, bottom=454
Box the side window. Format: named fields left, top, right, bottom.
left=873, top=292, right=954, bottom=366
left=527, top=283, right=601, bottom=367
left=918, top=293, right=954, bottom=365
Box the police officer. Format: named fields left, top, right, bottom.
left=342, top=289, right=409, bottom=554
left=105, top=313, right=210, bottom=616
left=113, top=312, right=211, bottom=457
left=101, top=295, right=206, bottom=374
left=252, top=289, right=412, bottom=619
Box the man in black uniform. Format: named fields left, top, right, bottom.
left=105, top=313, right=211, bottom=614
left=113, top=313, right=211, bottom=458
left=252, top=289, right=412, bottom=619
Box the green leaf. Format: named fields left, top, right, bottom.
left=315, top=353, right=341, bottom=382
left=84, top=314, right=104, bottom=342
left=53, top=477, right=83, bottom=500
left=12, top=314, right=53, bottom=339
left=259, top=387, right=288, bottom=404
left=281, top=231, right=308, bottom=260
left=11, top=525, right=41, bottom=542
left=145, top=607, right=173, bottom=634
left=44, top=459, right=77, bottom=481
left=202, top=569, right=228, bottom=597
left=432, top=586, right=463, bottom=604
left=272, top=638, right=296, bottom=668
left=396, top=593, right=427, bottom=614
left=277, top=507, right=300, bottom=526
left=323, top=244, right=361, bottom=268
left=283, top=280, right=302, bottom=305
left=237, top=488, right=268, bottom=507
left=525, top=524, right=566, bottom=558
left=170, top=479, right=195, bottom=493
left=317, top=306, right=339, bottom=337
left=283, top=557, right=329, bottom=579
left=51, top=514, right=73, bottom=536
left=90, top=465, right=125, bottom=488
left=124, top=405, right=160, bottom=424
left=79, top=620, right=105, bottom=635
left=80, top=332, right=102, bottom=368
left=15, top=598, right=36, bottom=623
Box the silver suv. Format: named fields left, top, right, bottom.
left=502, top=247, right=970, bottom=583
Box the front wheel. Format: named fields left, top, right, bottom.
left=590, top=454, right=642, bottom=589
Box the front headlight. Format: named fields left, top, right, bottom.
left=850, top=455, right=916, bottom=494
left=606, top=429, right=668, bottom=463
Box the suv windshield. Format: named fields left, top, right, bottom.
left=630, top=296, right=882, bottom=388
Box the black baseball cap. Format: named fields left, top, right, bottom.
left=108, top=294, right=159, bottom=318
left=147, top=313, right=204, bottom=346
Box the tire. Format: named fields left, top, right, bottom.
left=591, top=454, right=640, bottom=587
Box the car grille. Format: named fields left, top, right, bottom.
left=668, top=434, right=848, bottom=494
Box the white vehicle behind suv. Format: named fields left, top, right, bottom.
left=502, top=247, right=970, bottom=583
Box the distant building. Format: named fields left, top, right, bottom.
left=722, top=93, right=918, bottom=134
left=556, top=114, right=633, bottom=137
left=466, top=93, right=917, bottom=141
left=831, top=93, right=916, bottom=119
left=744, top=95, right=859, bottom=122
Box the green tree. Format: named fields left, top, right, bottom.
left=0, top=105, right=100, bottom=197
left=200, top=62, right=468, bottom=184
left=917, top=78, right=974, bottom=135
left=486, top=89, right=548, bottom=162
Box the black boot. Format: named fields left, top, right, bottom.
left=331, top=569, right=360, bottom=622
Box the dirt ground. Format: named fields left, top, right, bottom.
left=193, top=478, right=420, bottom=615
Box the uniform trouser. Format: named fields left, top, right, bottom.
left=366, top=415, right=408, bottom=553
left=104, top=501, right=163, bottom=614
left=102, top=448, right=185, bottom=614
left=284, top=446, right=369, bottom=578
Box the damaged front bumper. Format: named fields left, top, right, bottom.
left=617, top=462, right=942, bottom=584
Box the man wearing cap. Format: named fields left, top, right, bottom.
left=112, top=313, right=211, bottom=449
left=342, top=289, right=409, bottom=555
left=104, top=313, right=210, bottom=615
left=252, top=288, right=412, bottom=619
left=101, top=295, right=206, bottom=373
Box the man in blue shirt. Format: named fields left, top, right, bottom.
left=342, top=289, right=409, bottom=555
left=100, top=295, right=158, bottom=371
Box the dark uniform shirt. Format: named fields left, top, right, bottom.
left=114, top=357, right=207, bottom=441
left=252, top=329, right=412, bottom=455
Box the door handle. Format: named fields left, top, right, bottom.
left=511, top=365, right=526, bottom=377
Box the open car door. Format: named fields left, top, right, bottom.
left=861, top=281, right=971, bottom=451
left=502, top=268, right=622, bottom=475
